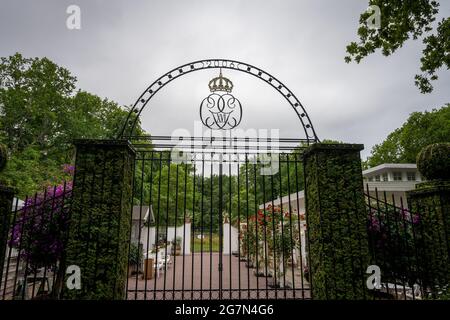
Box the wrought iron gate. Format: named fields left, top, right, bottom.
left=126, top=136, right=312, bottom=300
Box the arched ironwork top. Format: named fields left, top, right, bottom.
left=119, top=59, right=319, bottom=143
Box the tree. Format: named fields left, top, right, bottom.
left=0, top=53, right=138, bottom=197
left=346, top=1, right=449, bottom=93
left=150, top=162, right=195, bottom=227
left=365, top=104, right=450, bottom=168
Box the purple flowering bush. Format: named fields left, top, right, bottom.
left=9, top=165, right=74, bottom=272
left=367, top=206, right=421, bottom=286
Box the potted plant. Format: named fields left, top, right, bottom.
left=128, top=242, right=143, bottom=276
left=172, top=236, right=182, bottom=256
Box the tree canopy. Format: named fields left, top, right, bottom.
left=364, top=104, right=450, bottom=168
left=346, top=1, right=449, bottom=93
left=0, top=53, right=138, bottom=197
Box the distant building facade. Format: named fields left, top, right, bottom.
left=260, top=163, right=422, bottom=212
left=363, top=163, right=422, bottom=207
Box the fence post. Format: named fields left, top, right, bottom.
left=407, top=181, right=450, bottom=297
left=0, top=185, right=15, bottom=291
left=63, top=140, right=135, bottom=300
left=303, top=143, right=370, bottom=299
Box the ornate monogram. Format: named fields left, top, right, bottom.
left=200, top=69, right=242, bottom=130
left=200, top=93, right=242, bottom=130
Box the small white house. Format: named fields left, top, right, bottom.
left=131, top=205, right=191, bottom=257
left=362, top=163, right=423, bottom=207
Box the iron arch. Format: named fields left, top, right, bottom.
left=119, top=59, right=319, bottom=143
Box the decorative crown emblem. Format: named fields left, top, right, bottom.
left=208, top=69, right=233, bottom=93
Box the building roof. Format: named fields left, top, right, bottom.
left=362, top=163, right=417, bottom=176
left=260, top=190, right=305, bottom=209
left=132, top=205, right=155, bottom=224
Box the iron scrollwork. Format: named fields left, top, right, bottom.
left=119, top=59, right=319, bottom=143
left=200, top=93, right=242, bottom=130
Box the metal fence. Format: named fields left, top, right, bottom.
left=1, top=155, right=446, bottom=300
left=126, top=135, right=311, bottom=300
left=365, top=186, right=423, bottom=300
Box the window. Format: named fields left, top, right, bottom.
left=375, top=175, right=380, bottom=182
left=407, top=172, right=416, bottom=181
left=393, top=172, right=402, bottom=181
left=382, top=173, right=388, bottom=181
left=368, top=177, right=373, bottom=182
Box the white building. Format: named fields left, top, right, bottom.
left=259, top=191, right=305, bottom=215
left=259, top=163, right=421, bottom=212
left=362, top=163, right=422, bottom=207
left=131, top=205, right=191, bottom=257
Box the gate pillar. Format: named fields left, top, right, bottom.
left=303, top=143, right=370, bottom=299
left=63, top=140, right=135, bottom=299
left=407, top=181, right=450, bottom=297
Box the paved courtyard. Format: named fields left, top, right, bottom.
left=127, top=253, right=310, bottom=300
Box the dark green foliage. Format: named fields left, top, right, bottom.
left=367, top=204, right=421, bottom=287
left=63, top=140, right=134, bottom=300
left=416, top=143, right=450, bottom=180
left=346, top=1, right=447, bottom=93
left=407, top=182, right=450, bottom=297
left=272, top=222, right=297, bottom=262
left=128, top=242, right=143, bottom=266
left=365, top=104, right=450, bottom=168
left=0, top=144, right=7, bottom=173
left=136, top=151, right=304, bottom=232
left=0, top=53, right=141, bottom=197
left=304, top=143, right=370, bottom=299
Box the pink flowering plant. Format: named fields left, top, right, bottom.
left=9, top=165, right=74, bottom=272
left=367, top=205, right=421, bottom=286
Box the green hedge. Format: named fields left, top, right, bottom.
left=63, top=140, right=135, bottom=300
left=304, top=143, right=370, bottom=299
left=407, top=181, right=450, bottom=298
left=416, top=143, right=450, bottom=180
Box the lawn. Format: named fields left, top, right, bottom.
left=192, top=234, right=221, bottom=253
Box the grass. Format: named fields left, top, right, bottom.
left=192, top=234, right=221, bottom=253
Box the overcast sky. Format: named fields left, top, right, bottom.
left=0, top=0, right=449, bottom=159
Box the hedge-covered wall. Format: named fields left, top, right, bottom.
left=407, top=181, right=450, bottom=297
left=303, top=143, right=370, bottom=300
left=0, top=185, right=15, bottom=290
left=63, top=140, right=135, bottom=300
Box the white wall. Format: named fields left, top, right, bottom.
left=140, top=222, right=191, bottom=256
left=223, top=223, right=239, bottom=255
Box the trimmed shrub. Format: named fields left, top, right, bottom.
left=416, top=143, right=450, bottom=180
left=303, top=143, right=370, bottom=299
left=407, top=185, right=450, bottom=297
left=63, top=140, right=134, bottom=300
